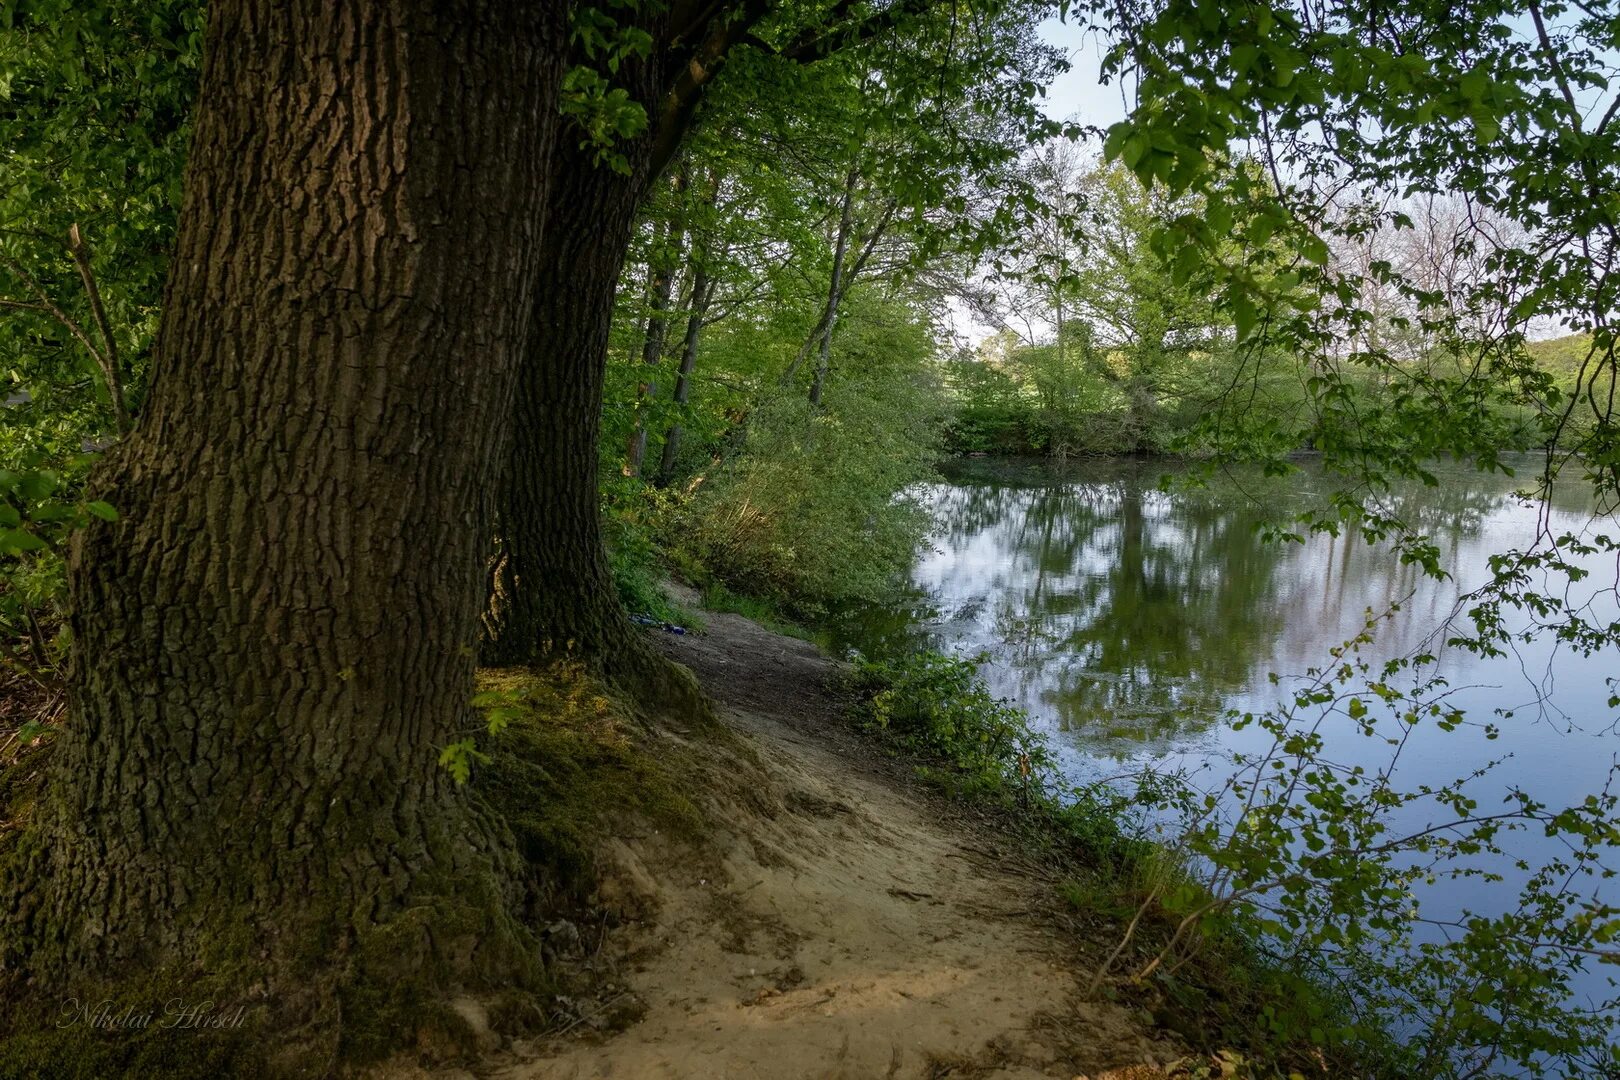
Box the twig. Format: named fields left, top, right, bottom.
left=546, top=990, right=630, bottom=1039
left=1085, top=879, right=1160, bottom=999
left=0, top=229, right=130, bottom=435
left=67, top=224, right=130, bottom=434
left=0, top=251, right=107, bottom=372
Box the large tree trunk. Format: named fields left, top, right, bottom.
left=480, top=134, right=673, bottom=688
left=480, top=12, right=703, bottom=709
left=16, top=0, right=565, bottom=1022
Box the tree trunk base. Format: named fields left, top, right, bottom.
left=479, top=543, right=711, bottom=728
left=482, top=609, right=712, bottom=732
left=1, top=765, right=545, bottom=1078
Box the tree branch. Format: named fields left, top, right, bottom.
left=777, top=0, right=940, bottom=63
left=648, top=0, right=948, bottom=187
left=67, top=224, right=130, bottom=435
left=647, top=0, right=774, bottom=186
left=0, top=232, right=131, bottom=436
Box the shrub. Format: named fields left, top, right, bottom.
left=850, top=649, right=1050, bottom=801
left=670, top=365, right=943, bottom=618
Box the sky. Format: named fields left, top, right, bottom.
left=1034, top=16, right=1128, bottom=130
left=940, top=17, right=1124, bottom=346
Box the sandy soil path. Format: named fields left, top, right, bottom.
left=459, top=595, right=1180, bottom=1080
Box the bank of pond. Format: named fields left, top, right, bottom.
left=814, top=452, right=1620, bottom=1078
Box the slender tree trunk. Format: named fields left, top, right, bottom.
left=779, top=301, right=837, bottom=387
left=626, top=169, right=689, bottom=477
left=657, top=168, right=724, bottom=484
left=808, top=164, right=859, bottom=407
left=657, top=257, right=714, bottom=483
left=19, top=0, right=565, bottom=1016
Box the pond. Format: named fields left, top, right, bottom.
left=846, top=453, right=1620, bottom=1040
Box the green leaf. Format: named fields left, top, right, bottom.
left=1, top=528, right=48, bottom=554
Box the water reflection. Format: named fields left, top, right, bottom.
left=857, top=454, right=1620, bottom=1047
left=894, top=456, right=1616, bottom=764
left=918, top=477, right=1282, bottom=753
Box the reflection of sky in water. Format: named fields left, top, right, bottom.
left=899, top=456, right=1619, bottom=1025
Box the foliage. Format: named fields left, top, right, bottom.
left=0, top=454, right=113, bottom=683
left=665, top=354, right=944, bottom=618
left=852, top=649, right=1051, bottom=799
left=600, top=474, right=689, bottom=626
left=847, top=647, right=1161, bottom=865
left=1097, top=611, right=1620, bottom=1078
left=0, top=0, right=200, bottom=690
left=1090, top=0, right=1620, bottom=539
left=944, top=350, right=1033, bottom=453
left=562, top=4, right=654, bottom=174
left=1079, top=8, right=1620, bottom=1068
left=3, top=0, right=1616, bottom=1072
left=958, top=156, right=1251, bottom=457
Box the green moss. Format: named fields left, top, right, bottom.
left=0, top=968, right=265, bottom=1080
left=473, top=663, right=706, bottom=903
left=0, top=861, right=518, bottom=1078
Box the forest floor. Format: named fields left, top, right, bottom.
left=393, top=586, right=1190, bottom=1080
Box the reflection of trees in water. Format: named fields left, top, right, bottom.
left=953, top=466, right=1290, bottom=759
left=885, top=456, right=1609, bottom=761
left=1343, top=467, right=1506, bottom=552
left=926, top=481, right=1045, bottom=543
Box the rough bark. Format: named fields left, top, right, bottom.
left=480, top=132, right=660, bottom=680
left=482, top=0, right=900, bottom=698
left=481, top=8, right=707, bottom=710
left=19, top=0, right=565, bottom=1009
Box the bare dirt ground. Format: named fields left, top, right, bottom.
left=428, top=591, right=1186, bottom=1080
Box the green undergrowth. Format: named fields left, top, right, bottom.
left=845, top=648, right=1384, bottom=1079
left=692, top=582, right=825, bottom=645
left=846, top=650, right=1150, bottom=864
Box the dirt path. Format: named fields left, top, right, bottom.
left=461, top=594, right=1183, bottom=1080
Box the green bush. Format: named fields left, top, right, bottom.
left=670, top=364, right=943, bottom=619
left=850, top=650, right=1050, bottom=801
left=848, top=648, right=1159, bottom=872
left=598, top=474, right=687, bottom=626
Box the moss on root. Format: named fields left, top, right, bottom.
left=473, top=662, right=707, bottom=902
left=0, top=657, right=720, bottom=1079
left=0, top=833, right=528, bottom=1079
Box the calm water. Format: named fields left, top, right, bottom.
left=857, top=454, right=1620, bottom=1026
